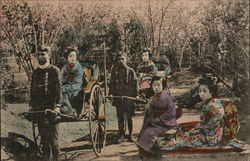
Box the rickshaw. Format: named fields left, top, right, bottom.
left=23, top=45, right=109, bottom=157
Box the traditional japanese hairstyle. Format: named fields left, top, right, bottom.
left=150, top=75, right=167, bottom=89
left=63, top=46, right=78, bottom=59
left=141, top=47, right=152, bottom=57
left=198, top=75, right=218, bottom=97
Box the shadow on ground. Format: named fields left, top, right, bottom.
left=1, top=132, right=40, bottom=161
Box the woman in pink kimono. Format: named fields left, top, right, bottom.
left=161, top=76, right=224, bottom=150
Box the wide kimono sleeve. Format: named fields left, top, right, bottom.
left=200, top=99, right=224, bottom=131
left=153, top=94, right=177, bottom=127
left=71, top=64, right=84, bottom=91
left=61, top=65, right=67, bottom=85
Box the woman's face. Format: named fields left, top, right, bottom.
left=142, top=52, right=149, bottom=62
left=199, top=84, right=212, bottom=101
left=152, top=80, right=163, bottom=94
left=67, top=51, right=77, bottom=64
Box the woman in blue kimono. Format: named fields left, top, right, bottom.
left=136, top=75, right=177, bottom=157
left=60, top=47, right=84, bottom=116
left=162, top=76, right=224, bottom=149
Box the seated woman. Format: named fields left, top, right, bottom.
left=162, top=75, right=224, bottom=149
left=137, top=48, right=158, bottom=99
left=60, top=46, right=85, bottom=116
left=137, top=47, right=158, bottom=78
left=136, top=75, right=177, bottom=158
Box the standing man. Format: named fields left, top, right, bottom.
left=109, top=52, right=138, bottom=143
left=30, top=46, right=62, bottom=161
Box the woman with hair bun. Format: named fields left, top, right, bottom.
left=136, top=75, right=177, bottom=158
left=60, top=46, right=85, bottom=116
left=162, top=76, right=224, bottom=149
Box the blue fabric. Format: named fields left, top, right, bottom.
left=155, top=63, right=172, bottom=76
left=61, top=61, right=84, bottom=114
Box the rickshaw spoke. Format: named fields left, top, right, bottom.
left=35, top=133, right=40, bottom=140
left=91, top=111, right=97, bottom=120
left=99, top=121, right=105, bottom=129
left=94, top=125, right=99, bottom=146
left=98, top=125, right=104, bottom=149
left=92, top=97, right=99, bottom=116
left=88, top=84, right=106, bottom=156
left=97, top=125, right=103, bottom=152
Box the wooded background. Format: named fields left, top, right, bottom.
left=1, top=0, right=249, bottom=113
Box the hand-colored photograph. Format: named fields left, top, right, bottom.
left=1, top=0, right=249, bottom=160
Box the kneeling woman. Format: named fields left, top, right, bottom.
left=136, top=75, right=177, bottom=155
left=163, top=76, right=224, bottom=149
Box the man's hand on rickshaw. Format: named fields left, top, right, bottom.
left=106, top=95, right=113, bottom=103
left=135, top=96, right=148, bottom=104
left=136, top=96, right=141, bottom=100
left=54, top=108, right=61, bottom=115
left=54, top=104, right=61, bottom=114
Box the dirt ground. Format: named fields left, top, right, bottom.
left=1, top=69, right=250, bottom=161
left=0, top=103, right=201, bottom=161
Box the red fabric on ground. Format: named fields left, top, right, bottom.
left=164, top=146, right=245, bottom=154
left=179, top=121, right=200, bottom=131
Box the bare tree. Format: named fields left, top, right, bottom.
left=1, top=1, right=64, bottom=80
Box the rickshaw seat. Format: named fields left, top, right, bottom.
left=83, top=67, right=97, bottom=93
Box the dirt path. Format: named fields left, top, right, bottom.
left=59, top=111, right=200, bottom=161
left=1, top=69, right=249, bottom=160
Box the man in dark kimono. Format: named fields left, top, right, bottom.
left=109, top=52, right=138, bottom=143
left=30, top=46, right=62, bottom=161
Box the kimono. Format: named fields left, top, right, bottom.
left=136, top=90, right=177, bottom=153
left=61, top=61, right=84, bottom=114
left=137, top=60, right=158, bottom=98
left=154, top=55, right=172, bottom=76
left=137, top=60, right=157, bottom=78
left=162, top=98, right=224, bottom=149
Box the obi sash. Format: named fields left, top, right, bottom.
left=153, top=109, right=167, bottom=118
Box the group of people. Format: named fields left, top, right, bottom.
left=30, top=46, right=87, bottom=161
left=108, top=48, right=240, bottom=160
left=136, top=74, right=225, bottom=159
left=29, top=45, right=166, bottom=160
left=29, top=45, right=238, bottom=161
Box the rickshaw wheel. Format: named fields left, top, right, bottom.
left=88, top=84, right=107, bottom=156
left=32, top=122, right=43, bottom=156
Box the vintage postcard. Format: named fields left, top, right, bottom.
left=1, top=0, right=249, bottom=160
